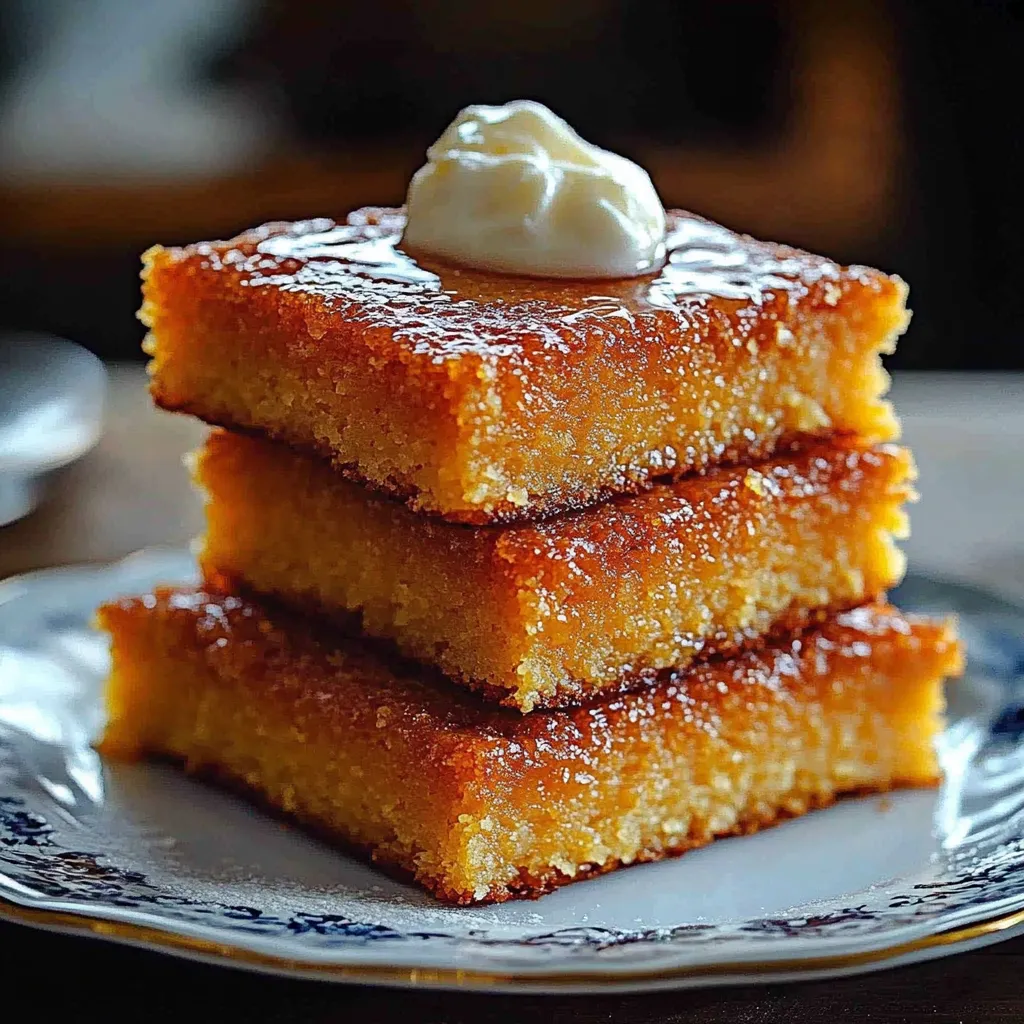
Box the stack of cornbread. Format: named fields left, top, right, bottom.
left=98, top=204, right=962, bottom=906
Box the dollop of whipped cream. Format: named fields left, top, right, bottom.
left=402, top=100, right=666, bottom=279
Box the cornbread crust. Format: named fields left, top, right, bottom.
left=143, top=207, right=906, bottom=524
left=196, top=431, right=915, bottom=711
left=97, top=589, right=961, bottom=905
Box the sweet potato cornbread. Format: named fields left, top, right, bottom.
left=196, top=430, right=914, bottom=711
left=144, top=208, right=907, bottom=523
left=97, top=588, right=961, bottom=905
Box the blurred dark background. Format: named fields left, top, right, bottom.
left=0, top=0, right=1021, bottom=369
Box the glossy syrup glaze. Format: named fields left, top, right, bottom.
left=117, top=587, right=956, bottom=746
left=188, top=207, right=889, bottom=360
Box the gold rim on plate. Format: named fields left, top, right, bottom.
left=1, top=897, right=1022, bottom=989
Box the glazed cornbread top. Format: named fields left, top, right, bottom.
left=142, top=207, right=907, bottom=522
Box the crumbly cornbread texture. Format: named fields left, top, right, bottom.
left=97, top=588, right=961, bottom=905
left=196, top=430, right=914, bottom=711
left=143, top=207, right=906, bottom=523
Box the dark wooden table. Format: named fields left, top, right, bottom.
left=2, top=368, right=1023, bottom=1022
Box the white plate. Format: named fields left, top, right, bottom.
left=1, top=549, right=1023, bottom=993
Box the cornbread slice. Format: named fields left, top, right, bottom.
left=143, top=207, right=906, bottom=524
left=97, top=588, right=961, bottom=905
left=196, top=430, right=915, bottom=711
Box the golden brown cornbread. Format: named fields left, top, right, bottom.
left=143, top=207, right=906, bottom=523
left=97, top=588, right=961, bottom=905
left=195, top=431, right=914, bottom=711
